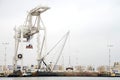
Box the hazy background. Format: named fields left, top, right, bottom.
left=0, top=0, right=120, bottom=68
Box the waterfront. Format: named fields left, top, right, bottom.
left=0, top=77, right=119, bottom=80
left=1, top=0, right=120, bottom=79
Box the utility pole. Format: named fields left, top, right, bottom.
left=1, top=42, right=9, bottom=76
left=107, top=44, right=113, bottom=76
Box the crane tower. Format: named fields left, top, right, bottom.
left=13, top=6, right=50, bottom=71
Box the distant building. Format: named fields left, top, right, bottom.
left=97, top=65, right=106, bottom=73
left=86, top=65, right=95, bottom=72
left=75, top=65, right=85, bottom=72
left=112, top=62, right=120, bottom=73
left=97, top=65, right=113, bottom=73
left=53, top=65, right=64, bottom=72
left=0, top=65, right=3, bottom=73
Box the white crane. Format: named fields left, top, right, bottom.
left=13, top=6, right=49, bottom=72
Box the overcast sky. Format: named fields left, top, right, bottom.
left=0, top=0, right=120, bottom=67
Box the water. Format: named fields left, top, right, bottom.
left=0, top=77, right=119, bottom=80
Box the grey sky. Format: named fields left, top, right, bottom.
left=0, top=0, right=120, bottom=67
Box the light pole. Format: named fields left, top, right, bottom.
left=1, top=42, right=9, bottom=76
left=107, top=44, right=113, bottom=76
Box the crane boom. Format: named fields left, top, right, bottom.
left=52, top=31, right=70, bottom=71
